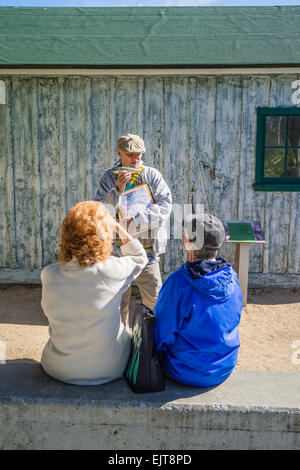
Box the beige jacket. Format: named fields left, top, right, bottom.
left=41, top=239, right=147, bottom=385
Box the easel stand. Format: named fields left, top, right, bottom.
left=234, top=243, right=250, bottom=307
left=223, top=220, right=266, bottom=309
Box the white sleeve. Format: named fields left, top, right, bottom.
left=103, top=239, right=148, bottom=289
left=119, top=239, right=148, bottom=277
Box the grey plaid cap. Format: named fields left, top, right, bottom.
left=184, top=213, right=225, bottom=250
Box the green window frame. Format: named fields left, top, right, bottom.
left=253, top=107, right=300, bottom=191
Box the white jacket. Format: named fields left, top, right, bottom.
left=41, top=239, right=148, bottom=385
left=95, top=164, right=172, bottom=257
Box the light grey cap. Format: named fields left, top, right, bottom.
left=117, top=133, right=146, bottom=153
left=184, top=213, right=225, bottom=250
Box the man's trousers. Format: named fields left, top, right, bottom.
left=120, top=260, right=162, bottom=325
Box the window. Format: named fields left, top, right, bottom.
left=254, top=107, right=300, bottom=191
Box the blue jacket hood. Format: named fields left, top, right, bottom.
left=181, top=258, right=236, bottom=302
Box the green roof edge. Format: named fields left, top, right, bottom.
left=0, top=6, right=299, bottom=67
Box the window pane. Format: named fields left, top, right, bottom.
left=288, top=117, right=300, bottom=147
left=286, top=149, right=299, bottom=178
left=265, top=116, right=287, bottom=147
left=264, top=148, right=285, bottom=177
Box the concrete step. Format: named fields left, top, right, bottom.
left=0, top=363, right=299, bottom=450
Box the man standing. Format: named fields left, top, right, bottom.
left=95, top=133, right=172, bottom=324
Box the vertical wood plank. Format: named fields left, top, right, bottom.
left=110, top=77, right=139, bottom=166
left=142, top=77, right=164, bottom=176
left=189, top=76, right=217, bottom=214
left=238, top=76, right=270, bottom=273
left=0, top=78, right=11, bottom=267
left=3, top=78, right=17, bottom=268
left=266, top=75, right=297, bottom=273
left=57, top=76, right=67, bottom=225
left=287, top=74, right=300, bottom=274
left=84, top=76, right=93, bottom=200
left=215, top=76, right=242, bottom=266
left=11, top=77, right=42, bottom=268
left=142, top=77, right=168, bottom=272
left=37, top=77, right=61, bottom=266
left=86, top=77, right=111, bottom=200
left=288, top=192, right=300, bottom=274
left=136, top=77, right=145, bottom=151
left=61, top=77, right=87, bottom=212
left=163, top=77, right=189, bottom=273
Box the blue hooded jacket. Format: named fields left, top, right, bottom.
left=153, top=258, right=243, bottom=387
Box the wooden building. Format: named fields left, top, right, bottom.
left=0, top=6, right=299, bottom=286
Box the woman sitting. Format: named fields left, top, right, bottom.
left=41, top=201, right=148, bottom=385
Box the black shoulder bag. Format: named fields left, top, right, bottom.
left=124, top=304, right=165, bottom=393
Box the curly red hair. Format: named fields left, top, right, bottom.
left=59, top=201, right=113, bottom=267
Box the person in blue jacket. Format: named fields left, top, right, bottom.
left=153, top=213, right=243, bottom=388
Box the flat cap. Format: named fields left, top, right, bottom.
left=117, top=133, right=146, bottom=153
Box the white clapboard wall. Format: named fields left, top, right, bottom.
left=0, top=74, right=299, bottom=285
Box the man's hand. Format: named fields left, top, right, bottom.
left=120, top=216, right=135, bottom=234
left=117, top=171, right=132, bottom=192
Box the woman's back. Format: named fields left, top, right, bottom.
left=41, top=257, right=131, bottom=384
left=40, top=201, right=147, bottom=385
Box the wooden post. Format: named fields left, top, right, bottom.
left=234, top=242, right=250, bottom=307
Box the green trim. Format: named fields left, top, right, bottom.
left=257, top=107, right=300, bottom=116
left=255, top=107, right=300, bottom=192
left=255, top=108, right=265, bottom=186
left=1, top=6, right=300, bottom=66
left=260, top=177, right=300, bottom=184
left=253, top=184, right=300, bottom=192
left=283, top=116, right=289, bottom=176
left=265, top=146, right=300, bottom=149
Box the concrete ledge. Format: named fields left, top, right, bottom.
left=0, top=363, right=299, bottom=450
